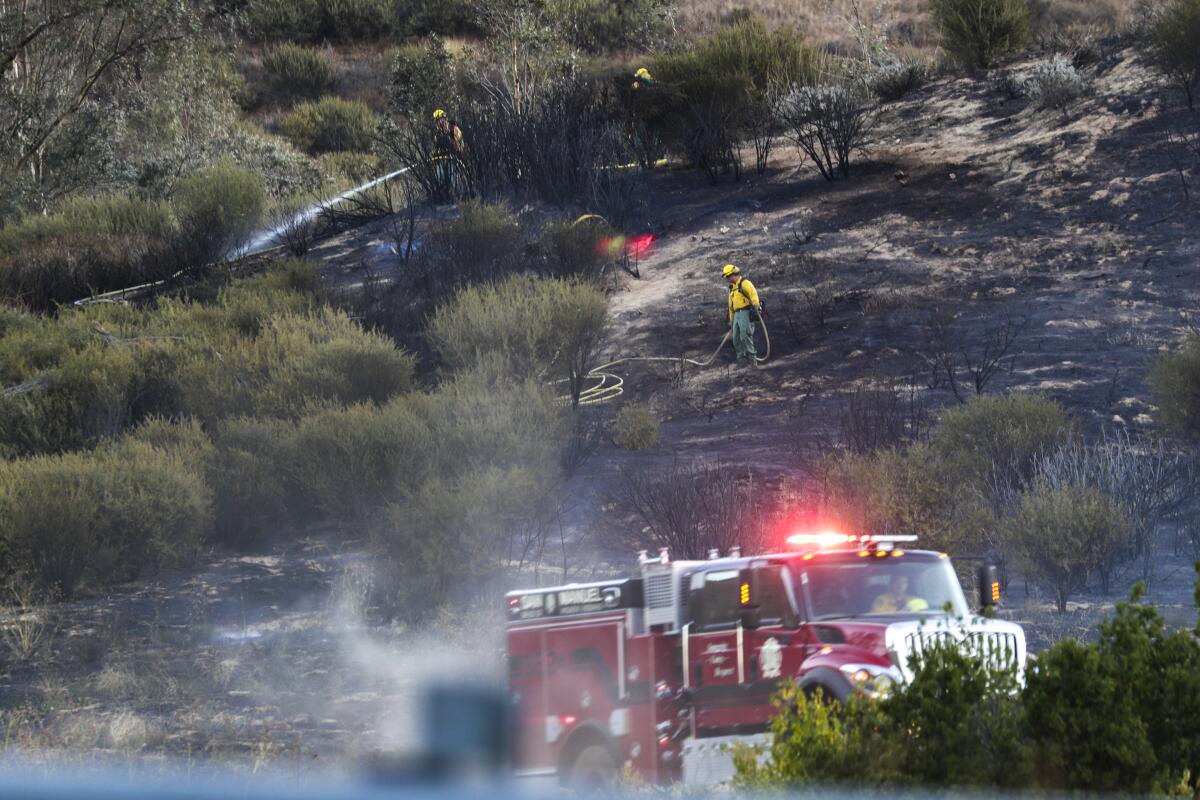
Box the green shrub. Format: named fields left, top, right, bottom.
left=319, top=151, right=381, bottom=184
left=280, top=96, right=377, bottom=155
left=177, top=309, right=415, bottom=422
left=732, top=680, right=870, bottom=788
left=547, top=0, right=673, bottom=52
left=930, top=0, right=1032, bottom=69
left=283, top=396, right=435, bottom=523
left=210, top=417, right=292, bottom=546
left=647, top=19, right=825, bottom=180
left=1150, top=333, right=1200, bottom=440
left=533, top=221, right=615, bottom=280
left=735, top=643, right=1026, bottom=789
left=428, top=275, right=607, bottom=403
left=0, top=440, right=212, bottom=596
left=0, top=195, right=177, bottom=310
left=386, top=37, right=456, bottom=122
left=1024, top=580, right=1200, bottom=793
left=416, top=201, right=524, bottom=297
left=392, top=0, right=478, bottom=38
left=931, top=393, right=1076, bottom=495
left=262, top=43, right=337, bottom=102
left=1002, top=483, right=1130, bottom=612
left=246, top=0, right=393, bottom=42
left=613, top=403, right=660, bottom=449
left=1148, top=0, right=1200, bottom=109
left=172, top=162, right=266, bottom=267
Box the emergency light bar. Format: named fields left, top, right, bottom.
left=786, top=532, right=918, bottom=549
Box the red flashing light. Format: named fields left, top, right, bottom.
left=786, top=531, right=851, bottom=548
left=658, top=735, right=670, bottom=747
left=561, top=715, right=577, bottom=727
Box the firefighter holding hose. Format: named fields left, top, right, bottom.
left=432, top=108, right=465, bottom=201
left=724, top=264, right=761, bottom=366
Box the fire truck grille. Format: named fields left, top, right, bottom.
left=644, top=573, right=674, bottom=609
left=903, top=629, right=1020, bottom=672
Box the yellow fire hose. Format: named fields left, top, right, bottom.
left=562, top=307, right=770, bottom=406
left=564, top=212, right=769, bottom=405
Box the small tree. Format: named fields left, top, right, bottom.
left=930, top=0, right=1032, bottom=69
left=1150, top=333, right=1200, bottom=441
left=1002, top=483, right=1130, bottom=612
left=776, top=84, right=876, bottom=181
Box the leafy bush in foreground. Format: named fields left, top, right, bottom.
left=930, top=0, right=1032, bottom=69
left=172, top=162, right=266, bottom=268
left=737, top=576, right=1200, bottom=794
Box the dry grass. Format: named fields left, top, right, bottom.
left=675, top=0, right=1138, bottom=58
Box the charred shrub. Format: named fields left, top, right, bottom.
left=930, top=0, right=1032, bottom=69
left=777, top=84, right=877, bottom=181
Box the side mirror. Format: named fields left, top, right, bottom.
left=978, top=564, right=1001, bottom=610
left=739, top=607, right=761, bottom=630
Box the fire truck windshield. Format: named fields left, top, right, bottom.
left=798, top=556, right=970, bottom=619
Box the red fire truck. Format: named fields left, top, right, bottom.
left=505, top=534, right=1026, bottom=786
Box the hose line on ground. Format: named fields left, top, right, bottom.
left=562, top=307, right=770, bottom=405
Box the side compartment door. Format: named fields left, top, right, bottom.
left=684, top=568, right=744, bottom=734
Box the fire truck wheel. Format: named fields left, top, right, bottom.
left=565, top=744, right=619, bottom=787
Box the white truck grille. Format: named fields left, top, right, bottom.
left=887, top=619, right=1026, bottom=683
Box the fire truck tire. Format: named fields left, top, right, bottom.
left=564, top=744, right=619, bottom=787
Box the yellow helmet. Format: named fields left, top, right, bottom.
left=722, top=264, right=739, bottom=277
left=635, top=67, right=652, bottom=80
left=432, top=108, right=446, bottom=120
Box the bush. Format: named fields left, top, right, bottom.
left=245, top=0, right=393, bottom=43
left=869, top=58, right=930, bottom=102
left=428, top=275, right=608, bottom=404
left=280, top=96, right=377, bottom=155
left=777, top=84, right=877, bottom=181
left=371, top=371, right=567, bottom=616
left=931, top=393, right=1076, bottom=497
left=262, top=43, right=337, bottom=102
left=282, top=396, right=435, bottom=524
left=414, top=201, right=524, bottom=297
left=319, top=151, right=381, bottom=184
left=613, top=403, right=660, bottom=450
left=931, top=0, right=1032, bottom=69
left=1148, top=0, right=1200, bottom=109
left=391, top=0, right=478, bottom=38
left=0, top=195, right=177, bottom=310
left=735, top=642, right=1026, bottom=789
left=1151, top=333, right=1200, bottom=440
left=533, top=220, right=616, bottom=280
left=172, top=162, right=266, bottom=267
left=0, top=440, right=212, bottom=596
left=648, top=19, right=826, bottom=180
left=547, top=0, right=673, bottom=53
left=1024, top=580, right=1200, bottom=793
left=1024, top=54, right=1086, bottom=111
left=210, top=418, right=292, bottom=546
left=1002, top=483, right=1130, bottom=611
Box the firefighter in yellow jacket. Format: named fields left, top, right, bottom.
left=724, top=264, right=761, bottom=365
